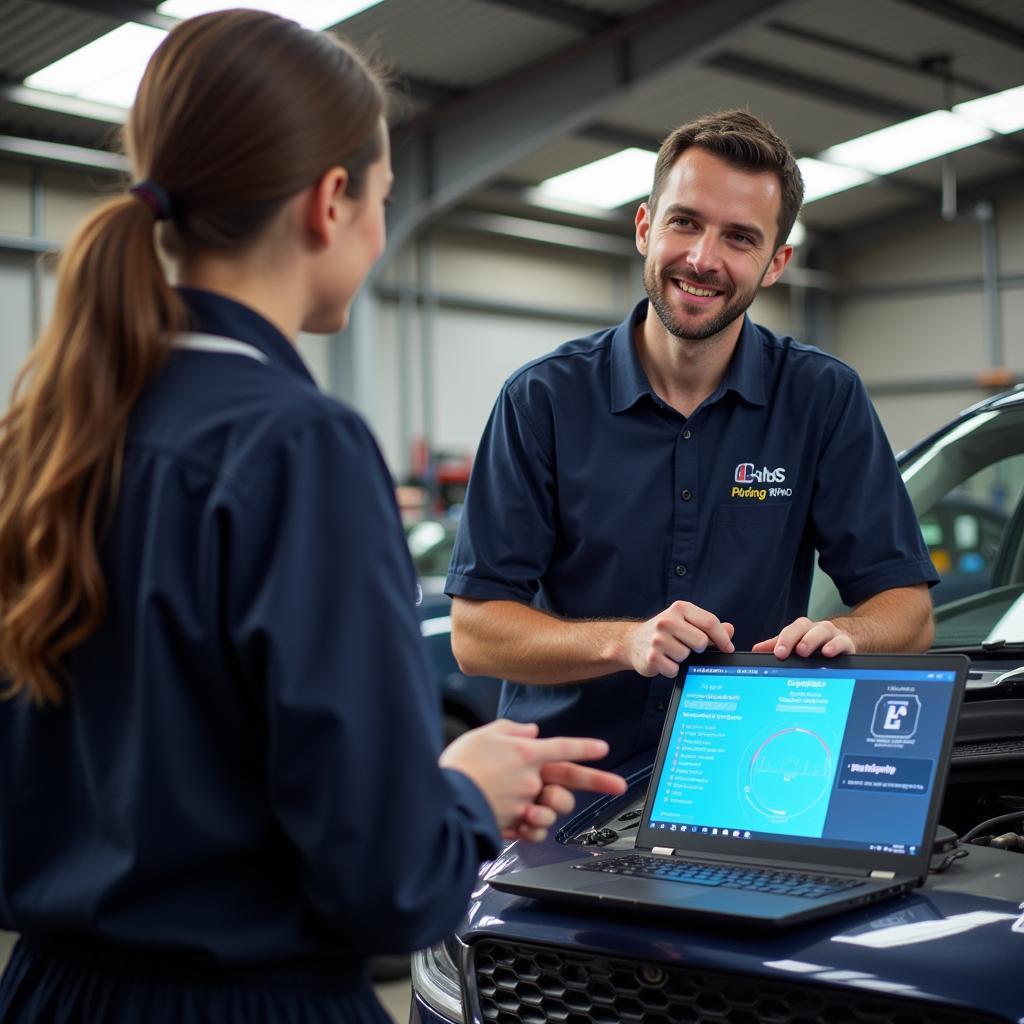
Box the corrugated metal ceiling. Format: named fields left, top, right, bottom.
left=0, top=0, right=1020, bottom=242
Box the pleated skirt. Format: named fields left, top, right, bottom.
left=0, top=937, right=395, bottom=1023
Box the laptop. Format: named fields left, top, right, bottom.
left=491, top=651, right=969, bottom=927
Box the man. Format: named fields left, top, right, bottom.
left=446, top=110, right=937, bottom=769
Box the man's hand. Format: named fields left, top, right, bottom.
left=439, top=720, right=627, bottom=843
left=626, top=601, right=735, bottom=678
left=752, top=617, right=855, bottom=659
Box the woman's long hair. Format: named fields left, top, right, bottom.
left=0, top=10, right=385, bottom=704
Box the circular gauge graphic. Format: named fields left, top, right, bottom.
left=740, top=727, right=833, bottom=823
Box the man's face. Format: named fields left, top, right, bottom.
left=636, top=148, right=792, bottom=343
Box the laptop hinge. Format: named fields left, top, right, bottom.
left=652, top=847, right=675, bottom=856
left=869, top=869, right=896, bottom=879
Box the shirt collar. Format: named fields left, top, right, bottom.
left=716, top=313, right=767, bottom=407
left=609, top=300, right=657, bottom=414
left=609, top=299, right=766, bottom=413
left=178, top=287, right=317, bottom=387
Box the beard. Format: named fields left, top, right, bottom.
left=643, top=257, right=763, bottom=343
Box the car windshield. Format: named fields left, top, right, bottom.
left=405, top=519, right=457, bottom=579
left=809, top=398, right=1024, bottom=649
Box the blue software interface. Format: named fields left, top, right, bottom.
left=648, top=664, right=958, bottom=856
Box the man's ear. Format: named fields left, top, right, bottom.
left=306, top=166, right=350, bottom=246
left=761, top=243, right=794, bottom=288
left=635, top=202, right=652, bottom=257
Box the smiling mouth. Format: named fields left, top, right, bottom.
left=670, top=277, right=725, bottom=300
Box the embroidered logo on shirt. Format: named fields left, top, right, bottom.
left=731, top=463, right=791, bottom=501
left=734, top=463, right=786, bottom=484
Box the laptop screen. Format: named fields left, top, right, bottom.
left=646, top=658, right=961, bottom=859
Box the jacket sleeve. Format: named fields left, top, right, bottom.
left=226, top=406, right=499, bottom=954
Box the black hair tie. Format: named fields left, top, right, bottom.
left=129, top=179, right=174, bottom=222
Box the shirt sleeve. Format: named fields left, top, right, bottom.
left=446, top=381, right=557, bottom=603
left=810, top=375, right=939, bottom=608
left=226, top=407, right=499, bottom=955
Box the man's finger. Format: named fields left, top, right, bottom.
left=821, top=633, right=855, bottom=656
left=751, top=636, right=778, bottom=653
left=672, top=605, right=735, bottom=653
left=794, top=621, right=845, bottom=656
left=540, top=761, right=627, bottom=795
left=771, top=617, right=814, bottom=657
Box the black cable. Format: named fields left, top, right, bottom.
left=930, top=847, right=969, bottom=873
left=962, top=810, right=1024, bottom=843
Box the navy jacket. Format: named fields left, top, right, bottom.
left=0, top=289, right=498, bottom=972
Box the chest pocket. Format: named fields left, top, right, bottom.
left=708, top=503, right=791, bottom=575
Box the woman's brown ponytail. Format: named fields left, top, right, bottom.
left=0, top=9, right=385, bottom=703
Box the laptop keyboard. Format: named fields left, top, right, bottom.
left=572, top=854, right=865, bottom=899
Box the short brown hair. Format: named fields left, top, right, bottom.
left=649, top=109, right=804, bottom=249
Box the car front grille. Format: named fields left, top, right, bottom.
left=471, top=938, right=1003, bottom=1024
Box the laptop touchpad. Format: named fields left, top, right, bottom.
left=577, top=880, right=708, bottom=902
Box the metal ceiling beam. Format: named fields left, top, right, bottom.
left=0, top=83, right=124, bottom=124
left=890, top=0, right=1024, bottom=53
left=709, top=51, right=931, bottom=121
left=476, top=0, right=616, bottom=35
left=386, top=0, right=791, bottom=258
left=580, top=122, right=663, bottom=153
left=0, top=133, right=127, bottom=172
left=708, top=51, right=1024, bottom=159
left=36, top=0, right=176, bottom=31
left=766, top=20, right=997, bottom=97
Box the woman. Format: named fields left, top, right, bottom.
left=0, top=11, right=624, bottom=1022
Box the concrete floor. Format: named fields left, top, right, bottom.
left=0, top=931, right=412, bottom=1021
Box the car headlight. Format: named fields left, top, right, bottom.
left=411, top=935, right=464, bottom=1022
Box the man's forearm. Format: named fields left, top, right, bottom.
left=450, top=597, right=633, bottom=685
left=832, top=584, right=934, bottom=652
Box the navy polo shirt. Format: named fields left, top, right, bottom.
left=446, top=299, right=937, bottom=768
left=0, top=289, right=498, bottom=996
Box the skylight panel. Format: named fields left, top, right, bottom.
left=797, top=157, right=874, bottom=203
left=534, top=148, right=658, bottom=210
left=820, top=110, right=993, bottom=176
left=24, top=23, right=167, bottom=109
left=157, top=1, right=384, bottom=31
left=954, top=84, right=1024, bottom=136
left=23, top=2, right=385, bottom=112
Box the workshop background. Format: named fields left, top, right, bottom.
left=0, top=0, right=1022, bottom=1018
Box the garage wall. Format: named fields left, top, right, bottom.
left=830, top=191, right=1024, bottom=452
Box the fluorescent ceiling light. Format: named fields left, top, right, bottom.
left=786, top=219, right=806, bottom=247
left=820, top=110, right=993, bottom=176
left=23, top=1, right=384, bottom=111
left=797, top=157, right=873, bottom=203
left=157, top=1, right=384, bottom=31
left=535, top=147, right=657, bottom=210
left=954, top=83, right=1024, bottom=135
left=24, top=23, right=166, bottom=109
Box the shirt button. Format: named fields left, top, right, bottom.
left=674, top=564, right=687, bottom=577
left=682, top=429, right=692, bottom=439
left=656, top=700, right=666, bottom=712
left=680, top=489, right=692, bottom=501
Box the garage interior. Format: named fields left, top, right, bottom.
left=0, top=0, right=1022, bottom=1020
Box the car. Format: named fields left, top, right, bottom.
left=411, top=385, right=1024, bottom=1024
left=407, top=518, right=503, bottom=742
